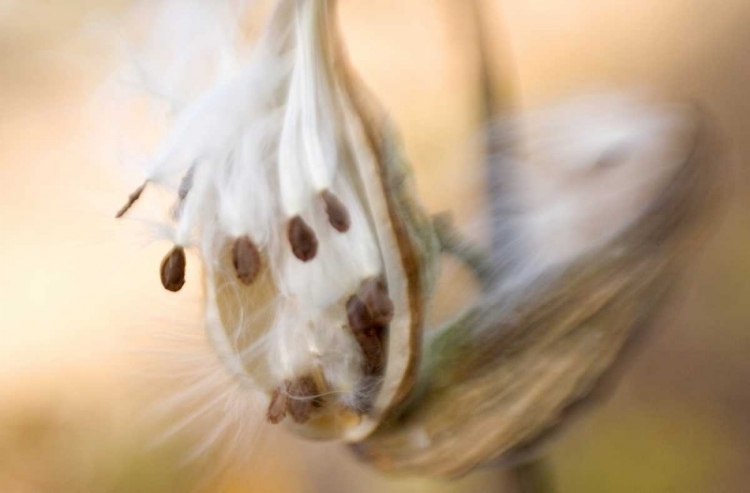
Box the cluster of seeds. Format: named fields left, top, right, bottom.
left=116, top=181, right=354, bottom=288
left=113, top=0, right=419, bottom=437
left=116, top=176, right=394, bottom=425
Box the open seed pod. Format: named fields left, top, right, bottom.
left=352, top=99, right=725, bottom=476
left=200, top=0, right=441, bottom=441
left=117, top=0, right=439, bottom=442
left=114, top=0, right=726, bottom=478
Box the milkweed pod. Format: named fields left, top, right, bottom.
left=195, top=0, right=440, bottom=442
left=114, top=0, right=438, bottom=442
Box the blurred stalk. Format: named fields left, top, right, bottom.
left=467, top=2, right=550, bottom=492
left=467, top=0, right=517, bottom=120
left=465, top=0, right=521, bottom=272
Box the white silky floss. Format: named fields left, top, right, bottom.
left=135, top=0, right=383, bottom=407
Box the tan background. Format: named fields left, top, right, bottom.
left=0, top=0, right=748, bottom=491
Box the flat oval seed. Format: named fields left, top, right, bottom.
left=115, top=183, right=146, bottom=219
left=232, top=236, right=261, bottom=285
left=321, top=190, right=351, bottom=233
left=288, top=216, right=318, bottom=262
left=356, top=328, right=385, bottom=376
left=359, top=277, right=394, bottom=326
left=346, top=295, right=376, bottom=333
left=286, top=376, right=321, bottom=424
left=266, top=386, right=288, bottom=425
left=160, top=246, right=186, bottom=292
left=346, top=296, right=387, bottom=376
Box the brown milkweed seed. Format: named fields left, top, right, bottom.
left=232, top=236, right=261, bottom=285
left=288, top=216, right=318, bottom=262
left=347, top=277, right=393, bottom=378
left=346, top=295, right=375, bottom=335
left=359, top=277, right=394, bottom=326
left=115, top=183, right=146, bottom=219
left=266, top=386, right=288, bottom=425
left=285, top=376, right=321, bottom=424
left=346, top=295, right=387, bottom=375
left=321, top=190, right=351, bottom=233
left=160, top=246, right=186, bottom=292
left=357, top=328, right=385, bottom=376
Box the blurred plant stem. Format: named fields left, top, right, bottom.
left=465, top=0, right=521, bottom=268
left=352, top=0, right=721, bottom=478
left=467, top=0, right=517, bottom=120
left=469, top=3, right=557, bottom=493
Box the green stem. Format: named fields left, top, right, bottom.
left=433, top=213, right=496, bottom=290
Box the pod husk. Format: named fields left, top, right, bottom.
left=207, top=0, right=440, bottom=442
left=350, top=111, right=726, bottom=477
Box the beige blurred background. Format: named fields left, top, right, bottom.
left=0, top=0, right=749, bottom=491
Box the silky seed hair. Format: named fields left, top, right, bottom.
left=116, top=0, right=391, bottom=430
left=112, top=0, right=700, bottom=419
left=109, top=0, right=702, bottom=462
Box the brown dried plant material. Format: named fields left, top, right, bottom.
left=349, top=317, right=385, bottom=376
left=353, top=110, right=725, bottom=478
left=286, top=376, right=321, bottom=424
left=266, top=386, right=288, bottom=425
left=347, top=278, right=394, bottom=331
left=359, top=277, right=394, bottom=326
left=321, top=190, right=351, bottom=232
left=346, top=295, right=375, bottom=336
left=112, top=0, right=724, bottom=474
left=141, top=0, right=440, bottom=444
left=160, top=246, right=186, bottom=292
left=330, top=11, right=442, bottom=436
left=232, top=236, right=261, bottom=285
left=115, top=183, right=146, bottom=218
left=288, top=216, right=319, bottom=262
left=347, top=277, right=394, bottom=377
